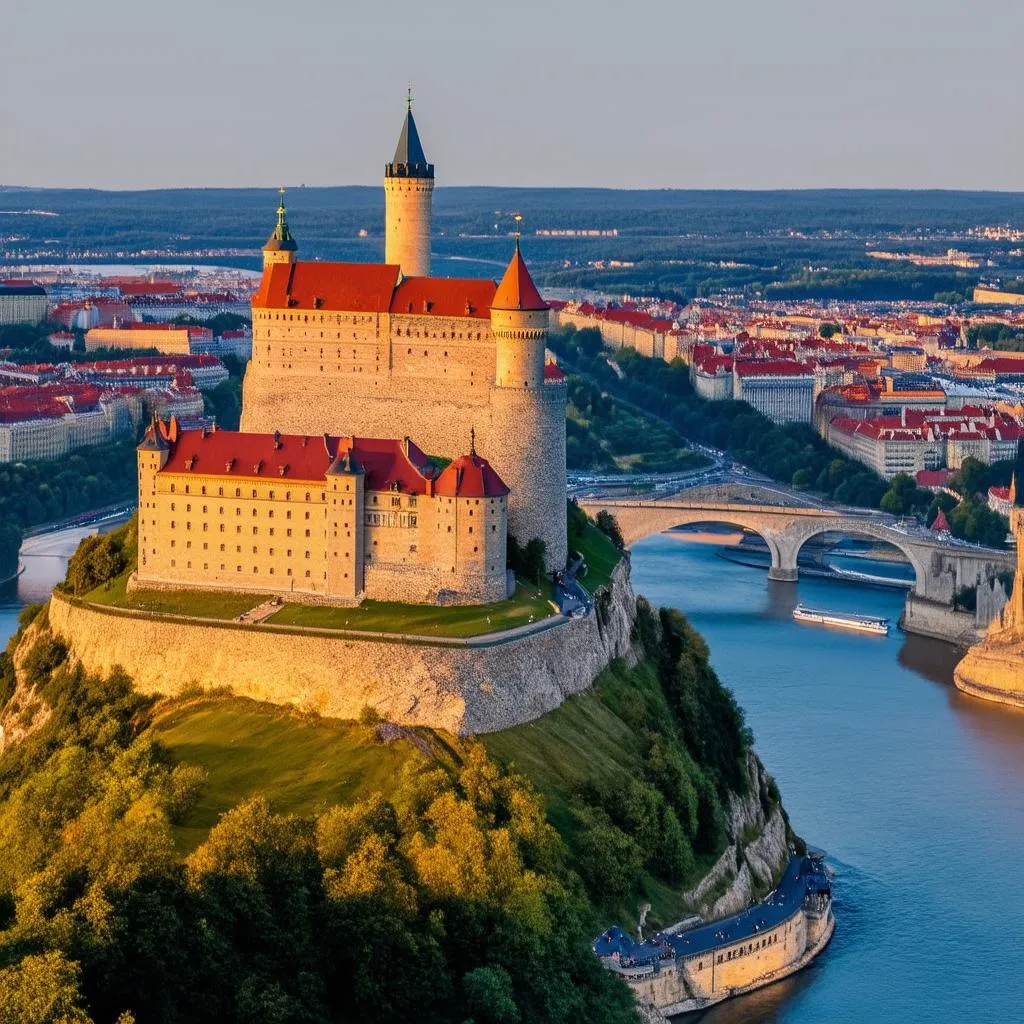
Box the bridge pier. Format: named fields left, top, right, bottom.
left=767, top=566, right=798, bottom=583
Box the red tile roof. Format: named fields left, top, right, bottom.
left=492, top=246, right=547, bottom=312
left=390, top=276, right=495, bottom=319
left=253, top=261, right=400, bottom=313
left=734, top=359, right=812, bottom=378
left=158, top=427, right=434, bottom=491
left=434, top=452, right=509, bottom=498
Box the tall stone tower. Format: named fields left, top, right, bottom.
left=262, top=188, right=298, bottom=270
left=384, top=96, right=434, bottom=277
left=489, top=239, right=568, bottom=570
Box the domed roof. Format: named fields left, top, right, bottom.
left=492, top=241, right=547, bottom=312
left=434, top=451, right=509, bottom=498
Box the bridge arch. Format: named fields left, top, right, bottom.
left=777, top=520, right=931, bottom=595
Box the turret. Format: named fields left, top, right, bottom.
left=487, top=234, right=567, bottom=571
left=384, top=93, right=434, bottom=278
left=491, top=233, right=550, bottom=389
left=262, top=187, right=298, bottom=270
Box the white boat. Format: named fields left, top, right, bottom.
left=792, top=604, right=889, bottom=635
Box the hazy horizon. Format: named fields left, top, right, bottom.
left=3, top=0, right=1022, bottom=191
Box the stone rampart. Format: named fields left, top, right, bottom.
left=47, top=559, right=637, bottom=736
left=901, top=593, right=980, bottom=647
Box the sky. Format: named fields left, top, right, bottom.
left=2, top=0, right=1023, bottom=191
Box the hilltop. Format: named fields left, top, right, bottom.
left=0, top=530, right=791, bottom=1022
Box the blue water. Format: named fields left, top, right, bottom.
left=631, top=534, right=1024, bottom=1024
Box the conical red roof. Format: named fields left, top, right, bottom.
left=492, top=244, right=547, bottom=312
left=434, top=452, right=509, bottom=498
left=931, top=507, right=951, bottom=532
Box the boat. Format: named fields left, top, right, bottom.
left=793, top=604, right=889, bottom=635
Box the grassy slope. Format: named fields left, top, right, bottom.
left=571, top=522, right=622, bottom=591
left=149, top=697, right=435, bottom=852
left=151, top=641, right=715, bottom=927
left=85, top=571, right=261, bottom=619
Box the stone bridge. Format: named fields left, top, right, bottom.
left=580, top=492, right=1015, bottom=607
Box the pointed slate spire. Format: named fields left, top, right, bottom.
left=264, top=187, right=297, bottom=252
left=386, top=94, right=434, bottom=179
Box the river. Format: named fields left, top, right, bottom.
left=631, top=532, right=1024, bottom=1024
left=2, top=527, right=1022, bottom=1023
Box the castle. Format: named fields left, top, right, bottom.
left=134, top=100, right=567, bottom=607
left=240, top=101, right=568, bottom=571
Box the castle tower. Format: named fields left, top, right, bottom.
left=489, top=236, right=568, bottom=570
left=384, top=94, right=434, bottom=277
left=136, top=416, right=173, bottom=576
left=262, top=188, right=298, bottom=270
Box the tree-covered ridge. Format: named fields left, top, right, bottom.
left=0, top=553, right=763, bottom=1023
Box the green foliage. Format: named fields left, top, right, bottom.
left=0, top=439, right=140, bottom=581
left=950, top=456, right=990, bottom=498
left=818, top=322, right=842, bottom=338
left=879, top=473, right=933, bottom=517
left=506, top=535, right=548, bottom=580
left=946, top=497, right=1009, bottom=548
left=62, top=517, right=137, bottom=596
left=595, top=510, right=625, bottom=550
left=966, top=323, right=1024, bottom=351
left=0, top=628, right=638, bottom=1024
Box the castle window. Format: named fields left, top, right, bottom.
left=447, top=526, right=452, bottom=533
left=218, top=487, right=224, bottom=497
left=186, top=504, right=191, bottom=512
left=287, top=568, right=292, bottom=576
left=171, top=539, right=176, bottom=548
left=287, top=549, right=292, bottom=557
left=235, top=488, right=241, bottom=497
left=186, top=541, right=192, bottom=549
left=305, top=493, right=310, bottom=501
left=286, top=510, right=292, bottom=519
left=287, top=529, right=292, bottom=537
left=170, top=521, right=176, bottom=529
left=219, top=524, right=225, bottom=533
left=236, top=545, right=241, bottom=553
left=237, top=566, right=241, bottom=572
left=171, top=503, right=176, bottom=512
left=253, top=527, right=258, bottom=536
left=171, top=559, right=176, bottom=567
left=473, top=545, right=478, bottom=553
left=269, top=548, right=274, bottom=555
left=236, top=526, right=242, bottom=535
left=203, top=506, right=207, bottom=514
left=269, top=528, right=275, bottom=536
left=170, top=484, right=175, bottom=493
left=202, top=487, right=207, bottom=496
left=186, top=522, right=191, bottom=531
left=187, top=561, right=192, bottom=569
left=305, top=551, right=310, bottom=559
left=220, top=544, right=225, bottom=552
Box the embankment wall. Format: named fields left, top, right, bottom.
left=901, top=593, right=980, bottom=647
left=47, top=559, right=637, bottom=736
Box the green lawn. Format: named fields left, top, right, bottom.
left=149, top=696, right=438, bottom=852
left=266, top=581, right=555, bottom=637
left=570, top=522, right=622, bottom=592
left=84, top=571, right=261, bottom=620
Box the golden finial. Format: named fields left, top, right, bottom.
left=513, top=212, right=523, bottom=247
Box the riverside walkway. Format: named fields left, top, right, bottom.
left=593, top=853, right=831, bottom=971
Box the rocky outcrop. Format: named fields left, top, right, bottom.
left=685, top=753, right=790, bottom=920
left=45, top=558, right=638, bottom=736
left=0, top=617, right=53, bottom=756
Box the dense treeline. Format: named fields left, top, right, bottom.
left=0, top=562, right=761, bottom=1023
left=967, top=323, right=1024, bottom=352
left=551, top=328, right=887, bottom=507
left=566, top=376, right=708, bottom=474
left=0, top=440, right=140, bottom=581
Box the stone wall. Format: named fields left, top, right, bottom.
left=901, top=593, right=981, bottom=646
left=47, top=559, right=637, bottom=736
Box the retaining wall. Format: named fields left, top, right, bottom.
left=48, top=559, right=637, bottom=736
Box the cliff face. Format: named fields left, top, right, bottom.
left=684, top=753, right=790, bottom=920
left=0, top=617, right=52, bottom=756
left=46, top=558, right=638, bottom=736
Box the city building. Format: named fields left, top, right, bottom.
left=85, top=323, right=213, bottom=355
left=0, top=383, right=142, bottom=463
left=0, top=280, right=48, bottom=325
left=136, top=417, right=509, bottom=606
left=733, top=360, right=814, bottom=423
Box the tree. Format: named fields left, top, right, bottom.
left=462, top=965, right=520, bottom=1024
left=595, top=510, right=624, bottom=550
left=0, top=952, right=93, bottom=1024
left=951, top=457, right=989, bottom=499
